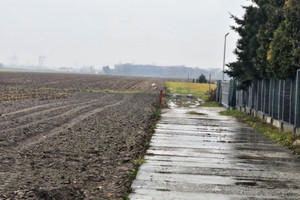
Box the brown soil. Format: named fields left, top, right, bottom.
left=0, top=72, right=166, bottom=199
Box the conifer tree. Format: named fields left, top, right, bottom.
left=267, top=0, right=300, bottom=79
left=226, top=0, right=299, bottom=87
left=226, top=5, right=265, bottom=89
left=254, top=0, right=285, bottom=78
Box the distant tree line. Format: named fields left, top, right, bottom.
left=226, top=0, right=300, bottom=89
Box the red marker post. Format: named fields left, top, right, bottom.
left=152, top=83, right=162, bottom=107
left=160, top=88, right=163, bottom=106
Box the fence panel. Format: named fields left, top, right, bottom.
left=216, top=80, right=222, bottom=103
left=279, top=80, right=284, bottom=121
left=257, top=81, right=262, bottom=111
left=218, top=70, right=300, bottom=128
left=273, top=80, right=280, bottom=119
left=269, top=79, right=274, bottom=117
left=248, top=86, right=253, bottom=108
left=290, top=78, right=296, bottom=125
left=283, top=79, right=291, bottom=123
left=222, top=81, right=230, bottom=107
left=264, top=80, right=270, bottom=114
left=295, top=70, right=300, bottom=127
left=236, top=89, right=245, bottom=107
left=228, top=80, right=236, bottom=107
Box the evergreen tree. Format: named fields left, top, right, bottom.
left=254, top=0, right=285, bottom=78
left=226, top=5, right=265, bottom=89
left=226, top=0, right=299, bottom=87
left=267, top=0, right=300, bottom=79
left=198, top=74, right=207, bottom=83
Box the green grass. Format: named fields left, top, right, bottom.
left=128, top=168, right=139, bottom=180
left=220, top=110, right=300, bottom=155
left=165, top=81, right=216, bottom=94
left=127, top=157, right=145, bottom=183
left=202, top=101, right=220, bottom=107
left=122, top=193, right=130, bottom=200
left=151, top=109, right=161, bottom=119
left=181, top=103, right=191, bottom=107
left=134, top=157, right=145, bottom=165
left=198, top=93, right=209, bottom=101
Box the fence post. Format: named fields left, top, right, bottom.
left=295, top=70, right=300, bottom=127
left=272, top=79, right=276, bottom=118
left=255, top=82, right=259, bottom=111
left=269, top=79, right=273, bottom=117
left=262, top=80, right=265, bottom=112
left=276, top=80, right=281, bottom=119
left=289, top=78, right=294, bottom=124
left=282, top=80, right=286, bottom=121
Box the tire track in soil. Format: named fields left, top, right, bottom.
left=0, top=98, right=102, bottom=129
left=0, top=97, right=127, bottom=195
left=128, top=80, right=146, bottom=91
left=0, top=94, right=117, bottom=146
left=0, top=99, right=99, bottom=133
left=122, top=80, right=140, bottom=91
left=0, top=100, right=73, bottom=117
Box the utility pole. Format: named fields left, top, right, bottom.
left=209, top=74, right=211, bottom=92
left=10, top=54, right=18, bottom=66
left=223, top=33, right=229, bottom=81
left=38, top=56, right=46, bottom=67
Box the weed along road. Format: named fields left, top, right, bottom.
left=129, top=102, right=300, bottom=199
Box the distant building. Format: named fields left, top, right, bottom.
left=56, top=67, right=76, bottom=73
left=103, top=63, right=224, bottom=79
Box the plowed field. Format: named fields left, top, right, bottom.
left=0, top=72, right=165, bottom=199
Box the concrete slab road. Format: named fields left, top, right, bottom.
left=130, top=106, right=300, bottom=200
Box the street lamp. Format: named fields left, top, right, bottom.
left=223, top=33, right=229, bottom=81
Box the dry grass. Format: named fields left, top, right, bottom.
left=166, top=81, right=216, bottom=94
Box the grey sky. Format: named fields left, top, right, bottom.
left=0, top=0, right=251, bottom=69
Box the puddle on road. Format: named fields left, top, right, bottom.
left=168, top=94, right=202, bottom=108
left=187, top=111, right=207, bottom=116
left=235, top=181, right=257, bottom=186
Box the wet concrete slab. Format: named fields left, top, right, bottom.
left=130, top=106, right=300, bottom=199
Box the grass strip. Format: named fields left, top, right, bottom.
left=165, top=81, right=216, bottom=94
left=202, top=101, right=220, bottom=107
left=220, top=110, right=300, bottom=155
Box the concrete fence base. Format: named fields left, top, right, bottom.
left=234, top=106, right=299, bottom=135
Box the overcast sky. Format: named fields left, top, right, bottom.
left=0, top=0, right=252, bottom=69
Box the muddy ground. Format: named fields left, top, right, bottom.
left=0, top=72, right=167, bottom=199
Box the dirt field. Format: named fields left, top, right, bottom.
left=0, top=72, right=166, bottom=199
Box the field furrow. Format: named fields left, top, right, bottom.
left=0, top=94, right=123, bottom=146
left=0, top=72, right=168, bottom=200
left=0, top=94, right=111, bottom=128
left=16, top=96, right=126, bottom=150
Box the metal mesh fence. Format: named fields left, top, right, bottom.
left=283, top=79, right=291, bottom=123
left=221, top=81, right=230, bottom=108
left=217, top=69, right=300, bottom=128
left=216, top=80, right=222, bottom=103
left=295, top=70, right=300, bottom=127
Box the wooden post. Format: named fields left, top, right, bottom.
left=209, top=74, right=211, bottom=92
